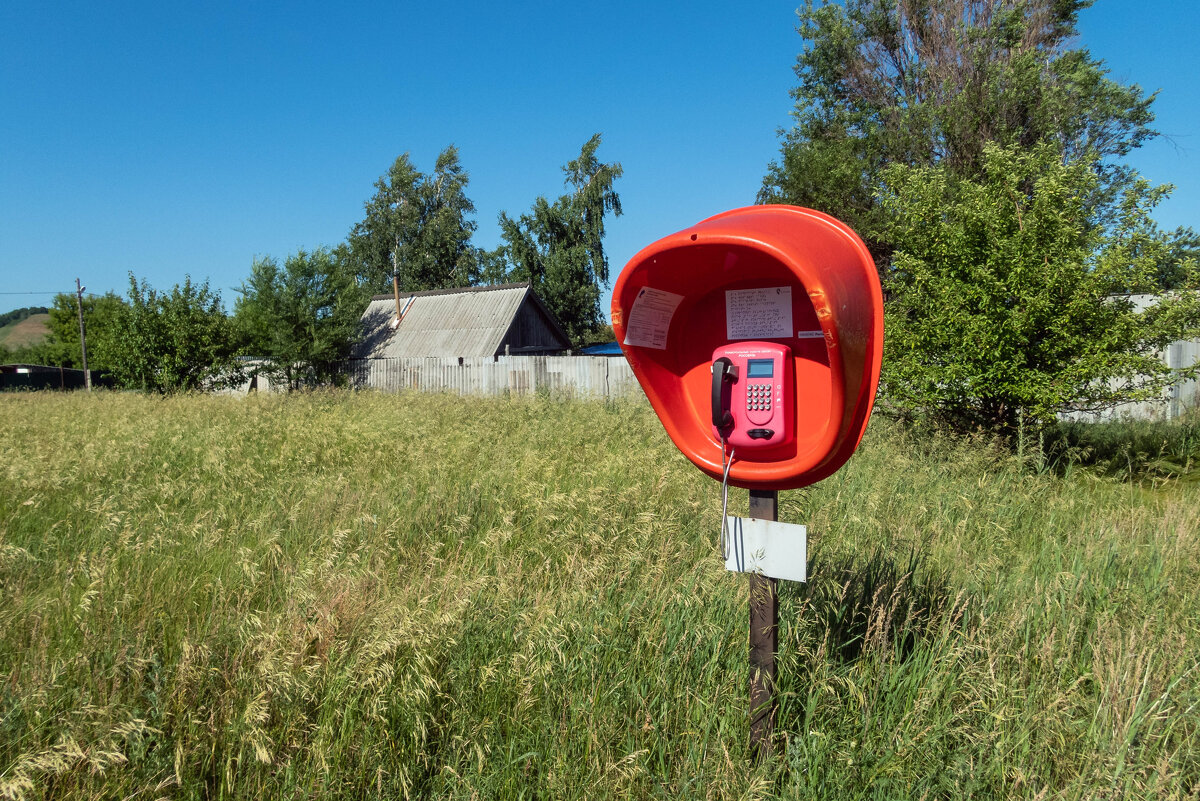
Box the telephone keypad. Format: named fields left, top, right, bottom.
left=747, top=382, right=773, bottom=415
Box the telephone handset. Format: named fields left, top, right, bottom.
left=710, top=341, right=794, bottom=451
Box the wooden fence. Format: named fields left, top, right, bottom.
left=343, top=356, right=642, bottom=398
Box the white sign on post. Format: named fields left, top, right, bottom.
left=724, top=517, right=807, bottom=583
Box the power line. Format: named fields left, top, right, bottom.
left=0, top=290, right=102, bottom=297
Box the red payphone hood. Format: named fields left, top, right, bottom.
left=612, top=205, right=884, bottom=490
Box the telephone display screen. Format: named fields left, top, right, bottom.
left=746, top=359, right=774, bottom=378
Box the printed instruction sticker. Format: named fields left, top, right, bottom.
left=726, top=286, right=793, bottom=340
left=623, top=286, right=684, bottom=349
left=796, top=330, right=824, bottom=339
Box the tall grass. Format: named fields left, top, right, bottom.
left=0, top=391, right=1196, bottom=799
left=1053, top=412, right=1200, bottom=483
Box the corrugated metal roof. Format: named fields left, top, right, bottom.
left=579, top=342, right=623, bottom=355
left=355, top=283, right=545, bottom=358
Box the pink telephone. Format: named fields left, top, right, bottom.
left=710, top=341, right=794, bottom=452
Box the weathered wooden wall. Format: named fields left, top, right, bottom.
left=346, top=356, right=642, bottom=398
left=497, top=302, right=569, bottom=355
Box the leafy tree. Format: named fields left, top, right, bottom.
left=487, top=134, right=623, bottom=346
left=36, top=292, right=126, bottom=370
left=881, top=143, right=1199, bottom=433
left=0, top=339, right=55, bottom=366
left=762, top=0, right=1200, bottom=434
left=760, top=0, right=1158, bottom=261
left=234, top=246, right=367, bottom=389
left=1156, top=228, right=1200, bottom=291
left=348, top=146, right=480, bottom=292
left=107, top=275, right=238, bottom=393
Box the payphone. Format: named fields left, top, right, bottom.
left=710, top=342, right=794, bottom=452
left=612, top=205, right=883, bottom=491
left=611, top=205, right=884, bottom=758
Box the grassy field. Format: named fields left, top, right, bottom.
left=0, top=316, right=50, bottom=352
left=0, top=390, right=1197, bottom=799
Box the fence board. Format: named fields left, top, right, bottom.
left=344, top=355, right=642, bottom=399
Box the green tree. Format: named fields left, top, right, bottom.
left=1156, top=228, right=1200, bottom=291
left=762, top=0, right=1200, bottom=433
left=107, top=275, right=238, bottom=393
left=0, top=339, right=55, bottom=366
left=37, top=292, right=126, bottom=370
left=760, top=0, right=1159, bottom=261
left=881, top=143, right=1199, bottom=433
left=348, top=146, right=480, bottom=292
left=234, top=246, right=367, bottom=389
left=487, top=134, right=623, bottom=346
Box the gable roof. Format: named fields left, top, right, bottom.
left=355, top=282, right=571, bottom=358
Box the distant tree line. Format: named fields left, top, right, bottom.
left=2, top=282, right=238, bottom=393
left=0, top=306, right=49, bottom=329
left=14, top=0, right=1198, bottom=435
left=3, top=136, right=623, bottom=392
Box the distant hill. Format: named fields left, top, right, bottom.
left=0, top=305, right=49, bottom=327
left=0, top=313, right=51, bottom=351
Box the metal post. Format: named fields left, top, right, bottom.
left=75, top=278, right=91, bottom=392
left=748, top=488, right=778, bottom=761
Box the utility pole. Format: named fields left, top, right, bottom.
left=75, top=278, right=91, bottom=391
left=391, top=242, right=403, bottom=323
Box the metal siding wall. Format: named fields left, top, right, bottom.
left=348, top=356, right=641, bottom=398
left=1176, top=339, right=1200, bottom=415
left=1059, top=337, right=1200, bottom=422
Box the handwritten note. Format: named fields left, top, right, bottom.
left=726, top=286, right=793, bottom=340
left=623, top=287, right=684, bottom=349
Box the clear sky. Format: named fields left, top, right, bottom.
left=2, top=1, right=1198, bottom=318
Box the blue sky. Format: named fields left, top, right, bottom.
left=2, top=1, right=1198, bottom=318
